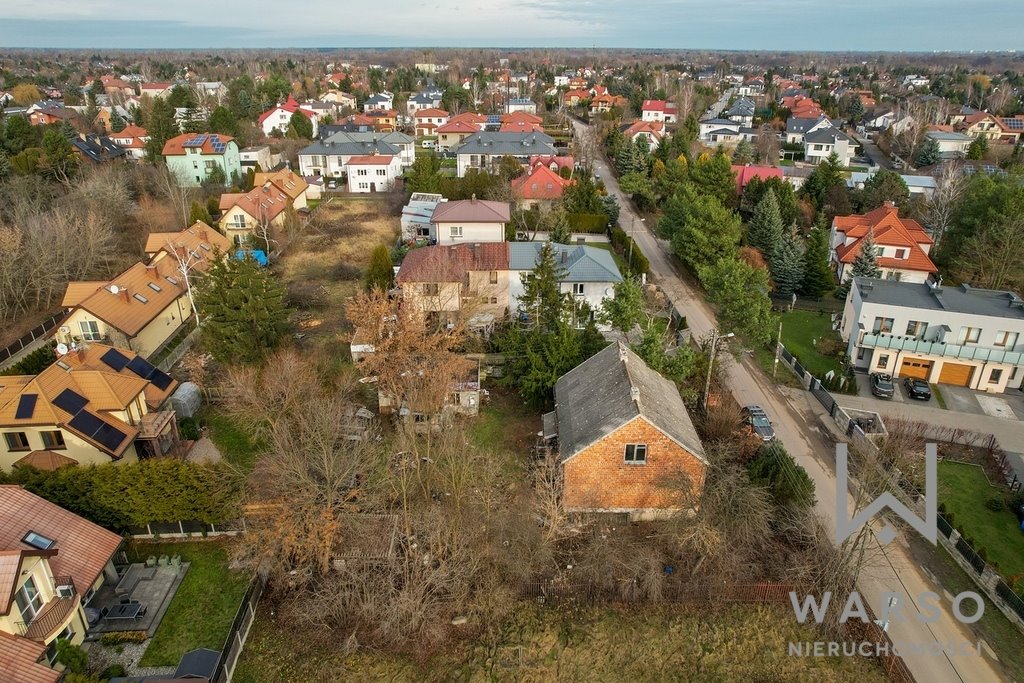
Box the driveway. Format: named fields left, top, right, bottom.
left=574, top=118, right=1007, bottom=683
left=852, top=374, right=1024, bottom=421
left=851, top=132, right=892, bottom=170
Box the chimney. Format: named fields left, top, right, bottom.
left=470, top=193, right=477, bottom=202
left=120, top=288, right=130, bottom=303
left=618, top=342, right=628, bottom=362
left=145, top=264, right=158, bottom=279
left=199, top=229, right=208, bottom=241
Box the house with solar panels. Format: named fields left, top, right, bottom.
left=0, top=343, right=182, bottom=471
left=162, top=132, right=242, bottom=187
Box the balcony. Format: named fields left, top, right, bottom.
left=17, top=576, right=79, bottom=641
left=859, top=333, right=1024, bottom=365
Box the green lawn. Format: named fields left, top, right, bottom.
left=134, top=541, right=251, bottom=667
left=779, top=310, right=845, bottom=379
left=939, top=460, right=1024, bottom=580
left=197, top=407, right=262, bottom=470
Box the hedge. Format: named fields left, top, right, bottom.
left=1, top=341, right=58, bottom=376
left=566, top=212, right=608, bottom=234
left=2, top=459, right=241, bottom=530
left=610, top=226, right=650, bottom=276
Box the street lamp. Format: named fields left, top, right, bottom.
left=702, top=329, right=735, bottom=411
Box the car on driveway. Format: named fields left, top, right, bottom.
left=870, top=373, right=895, bottom=398
left=742, top=405, right=775, bottom=442
left=903, top=377, right=932, bottom=401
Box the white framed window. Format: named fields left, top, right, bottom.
left=231, top=213, right=247, bottom=228
left=877, top=354, right=890, bottom=368
left=872, top=317, right=894, bottom=334
left=994, top=331, right=1019, bottom=348
left=906, top=320, right=928, bottom=338
left=449, top=226, right=463, bottom=238
left=959, top=327, right=981, bottom=344
left=489, top=271, right=498, bottom=284
left=15, top=576, right=43, bottom=623
left=624, top=443, right=647, bottom=464
left=376, top=168, right=387, bottom=176
left=79, top=320, right=102, bottom=341
left=572, top=283, right=585, bottom=296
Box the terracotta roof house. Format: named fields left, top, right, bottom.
left=830, top=202, right=937, bottom=284
left=413, top=108, right=450, bottom=137
left=58, top=257, right=195, bottom=359
left=957, top=111, right=1008, bottom=142
left=396, top=242, right=511, bottom=318
left=529, top=155, right=574, bottom=174
left=0, top=339, right=182, bottom=471
left=108, top=125, right=150, bottom=161
left=251, top=168, right=310, bottom=206
left=500, top=119, right=544, bottom=133
left=589, top=93, right=628, bottom=115
left=435, top=118, right=484, bottom=151
left=219, top=180, right=295, bottom=244
left=623, top=120, right=666, bottom=145
left=732, top=165, right=783, bottom=193
left=430, top=197, right=511, bottom=245
left=544, top=343, right=707, bottom=518
left=144, top=221, right=232, bottom=269
left=641, top=100, right=678, bottom=124
left=162, top=133, right=241, bottom=188
left=345, top=154, right=402, bottom=193
left=0, top=486, right=122, bottom=677
left=257, top=95, right=318, bottom=138
left=511, top=164, right=573, bottom=209
left=563, top=89, right=590, bottom=106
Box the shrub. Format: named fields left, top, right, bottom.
left=978, top=547, right=989, bottom=563
left=286, top=280, right=327, bottom=309
left=566, top=212, right=608, bottom=233
left=0, top=341, right=58, bottom=376
left=747, top=442, right=816, bottom=509
left=56, top=640, right=88, bottom=674
left=938, top=502, right=947, bottom=514
left=984, top=497, right=1006, bottom=513
left=100, top=631, right=148, bottom=646
left=178, top=417, right=200, bottom=441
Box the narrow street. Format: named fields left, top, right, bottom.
left=573, top=118, right=1006, bottom=683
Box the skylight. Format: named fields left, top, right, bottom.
left=22, top=531, right=56, bottom=550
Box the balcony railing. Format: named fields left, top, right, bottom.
left=17, top=576, right=78, bottom=641
left=859, top=333, right=1024, bottom=365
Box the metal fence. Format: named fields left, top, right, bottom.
left=0, top=311, right=65, bottom=366
left=519, top=581, right=798, bottom=606
left=211, top=574, right=265, bottom=683
left=124, top=519, right=244, bottom=539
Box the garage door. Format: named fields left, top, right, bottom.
left=899, top=359, right=932, bottom=380
left=938, top=362, right=974, bottom=387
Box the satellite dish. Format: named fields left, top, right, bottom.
left=109, top=285, right=120, bottom=295
left=59, top=326, right=70, bottom=335
left=55, top=343, right=69, bottom=356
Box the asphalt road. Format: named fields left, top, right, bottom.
left=575, top=118, right=1007, bottom=683
left=853, top=132, right=893, bottom=170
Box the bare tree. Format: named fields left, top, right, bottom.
left=166, top=242, right=205, bottom=323
left=153, top=164, right=194, bottom=227
left=925, top=161, right=966, bottom=250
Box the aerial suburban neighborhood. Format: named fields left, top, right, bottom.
left=0, top=4, right=1023, bottom=682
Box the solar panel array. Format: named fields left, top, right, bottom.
left=53, top=387, right=129, bottom=452
left=183, top=134, right=209, bottom=148
left=209, top=134, right=227, bottom=154
left=126, top=355, right=174, bottom=390
left=100, top=347, right=130, bottom=372
left=53, top=388, right=88, bottom=415
left=15, top=394, right=37, bottom=420
left=1001, top=118, right=1024, bottom=130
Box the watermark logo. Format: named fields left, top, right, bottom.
left=835, top=442, right=937, bottom=546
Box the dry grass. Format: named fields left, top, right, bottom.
left=274, top=198, right=399, bottom=359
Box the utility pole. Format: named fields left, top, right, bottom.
left=773, top=319, right=783, bottom=379
left=702, top=329, right=734, bottom=411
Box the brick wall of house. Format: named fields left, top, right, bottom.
left=562, top=416, right=707, bottom=511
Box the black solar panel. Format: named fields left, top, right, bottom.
left=100, top=348, right=130, bottom=372
left=15, top=394, right=37, bottom=419
left=92, top=422, right=128, bottom=451
left=69, top=410, right=104, bottom=437
left=148, top=369, right=174, bottom=391
left=126, top=355, right=157, bottom=380
left=53, top=388, right=88, bottom=415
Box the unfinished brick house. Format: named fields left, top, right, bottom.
left=543, top=342, right=707, bottom=519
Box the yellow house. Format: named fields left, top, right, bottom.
left=0, top=485, right=123, bottom=679
left=0, top=343, right=181, bottom=472
left=144, top=221, right=232, bottom=268
left=252, top=168, right=310, bottom=210
left=395, top=243, right=511, bottom=322
left=218, top=182, right=294, bottom=246
left=59, top=259, right=193, bottom=359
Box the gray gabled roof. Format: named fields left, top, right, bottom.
left=299, top=131, right=412, bottom=158
left=553, top=343, right=706, bottom=464
left=786, top=115, right=832, bottom=134
left=854, top=278, right=1024, bottom=320
left=805, top=127, right=852, bottom=145
left=699, top=117, right=735, bottom=126
left=455, top=131, right=556, bottom=156
left=508, top=242, right=622, bottom=283
left=725, top=97, right=756, bottom=117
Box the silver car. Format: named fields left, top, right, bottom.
left=742, top=405, right=775, bottom=442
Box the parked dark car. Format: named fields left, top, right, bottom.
left=903, top=377, right=932, bottom=400
left=870, top=373, right=895, bottom=398
left=742, top=405, right=775, bottom=442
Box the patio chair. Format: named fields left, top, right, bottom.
left=119, top=595, right=132, bottom=605
left=170, top=554, right=181, bottom=568
left=145, top=556, right=157, bottom=568
left=158, top=555, right=169, bottom=567
left=137, top=605, right=148, bottom=618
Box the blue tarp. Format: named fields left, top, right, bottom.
left=234, top=249, right=269, bottom=266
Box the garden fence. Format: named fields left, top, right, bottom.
left=518, top=581, right=798, bottom=606
left=211, top=574, right=265, bottom=683
left=0, top=311, right=65, bottom=368
left=124, top=519, right=245, bottom=539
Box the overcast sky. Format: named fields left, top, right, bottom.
left=0, top=0, right=1021, bottom=51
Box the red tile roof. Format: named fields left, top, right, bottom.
left=500, top=120, right=544, bottom=133
left=436, top=119, right=480, bottom=134
left=529, top=154, right=574, bottom=172
left=641, top=99, right=677, bottom=114
left=397, top=243, right=510, bottom=283
left=0, top=486, right=122, bottom=608
left=345, top=155, right=397, bottom=166
left=0, top=631, right=59, bottom=683
left=431, top=198, right=511, bottom=223
left=624, top=120, right=665, bottom=141
left=257, top=95, right=314, bottom=126
left=414, top=108, right=449, bottom=119
left=501, top=111, right=543, bottom=125
left=511, top=164, right=573, bottom=200
left=731, top=165, right=784, bottom=191
left=833, top=203, right=936, bottom=273
left=162, top=132, right=235, bottom=156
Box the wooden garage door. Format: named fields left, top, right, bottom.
left=899, top=358, right=932, bottom=380
left=938, top=362, right=974, bottom=387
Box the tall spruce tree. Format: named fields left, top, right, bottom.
left=518, top=242, right=569, bottom=329
left=800, top=219, right=835, bottom=298
left=145, top=97, right=179, bottom=161
left=769, top=228, right=805, bottom=298
left=196, top=254, right=289, bottom=364
left=836, top=231, right=882, bottom=299
left=747, top=188, right=784, bottom=256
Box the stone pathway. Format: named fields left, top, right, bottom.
left=86, top=640, right=175, bottom=678
left=186, top=436, right=222, bottom=464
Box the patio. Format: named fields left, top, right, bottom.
left=88, top=561, right=191, bottom=637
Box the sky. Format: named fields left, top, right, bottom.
left=0, top=0, right=1021, bottom=51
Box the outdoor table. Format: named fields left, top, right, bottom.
left=105, top=602, right=143, bottom=620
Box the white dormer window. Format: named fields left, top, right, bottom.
left=133, top=293, right=148, bottom=303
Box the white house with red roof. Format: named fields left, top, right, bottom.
left=624, top=120, right=667, bottom=145
left=529, top=155, right=574, bottom=174
left=108, top=125, right=150, bottom=161
left=414, top=108, right=450, bottom=137
left=345, top=154, right=401, bottom=193
left=641, top=100, right=678, bottom=124
left=830, top=202, right=937, bottom=284
left=435, top=113, right=487, bottom=151
left=511, top=164, right=573, bottom=210
left=258, top=96, right=319, bottom=138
